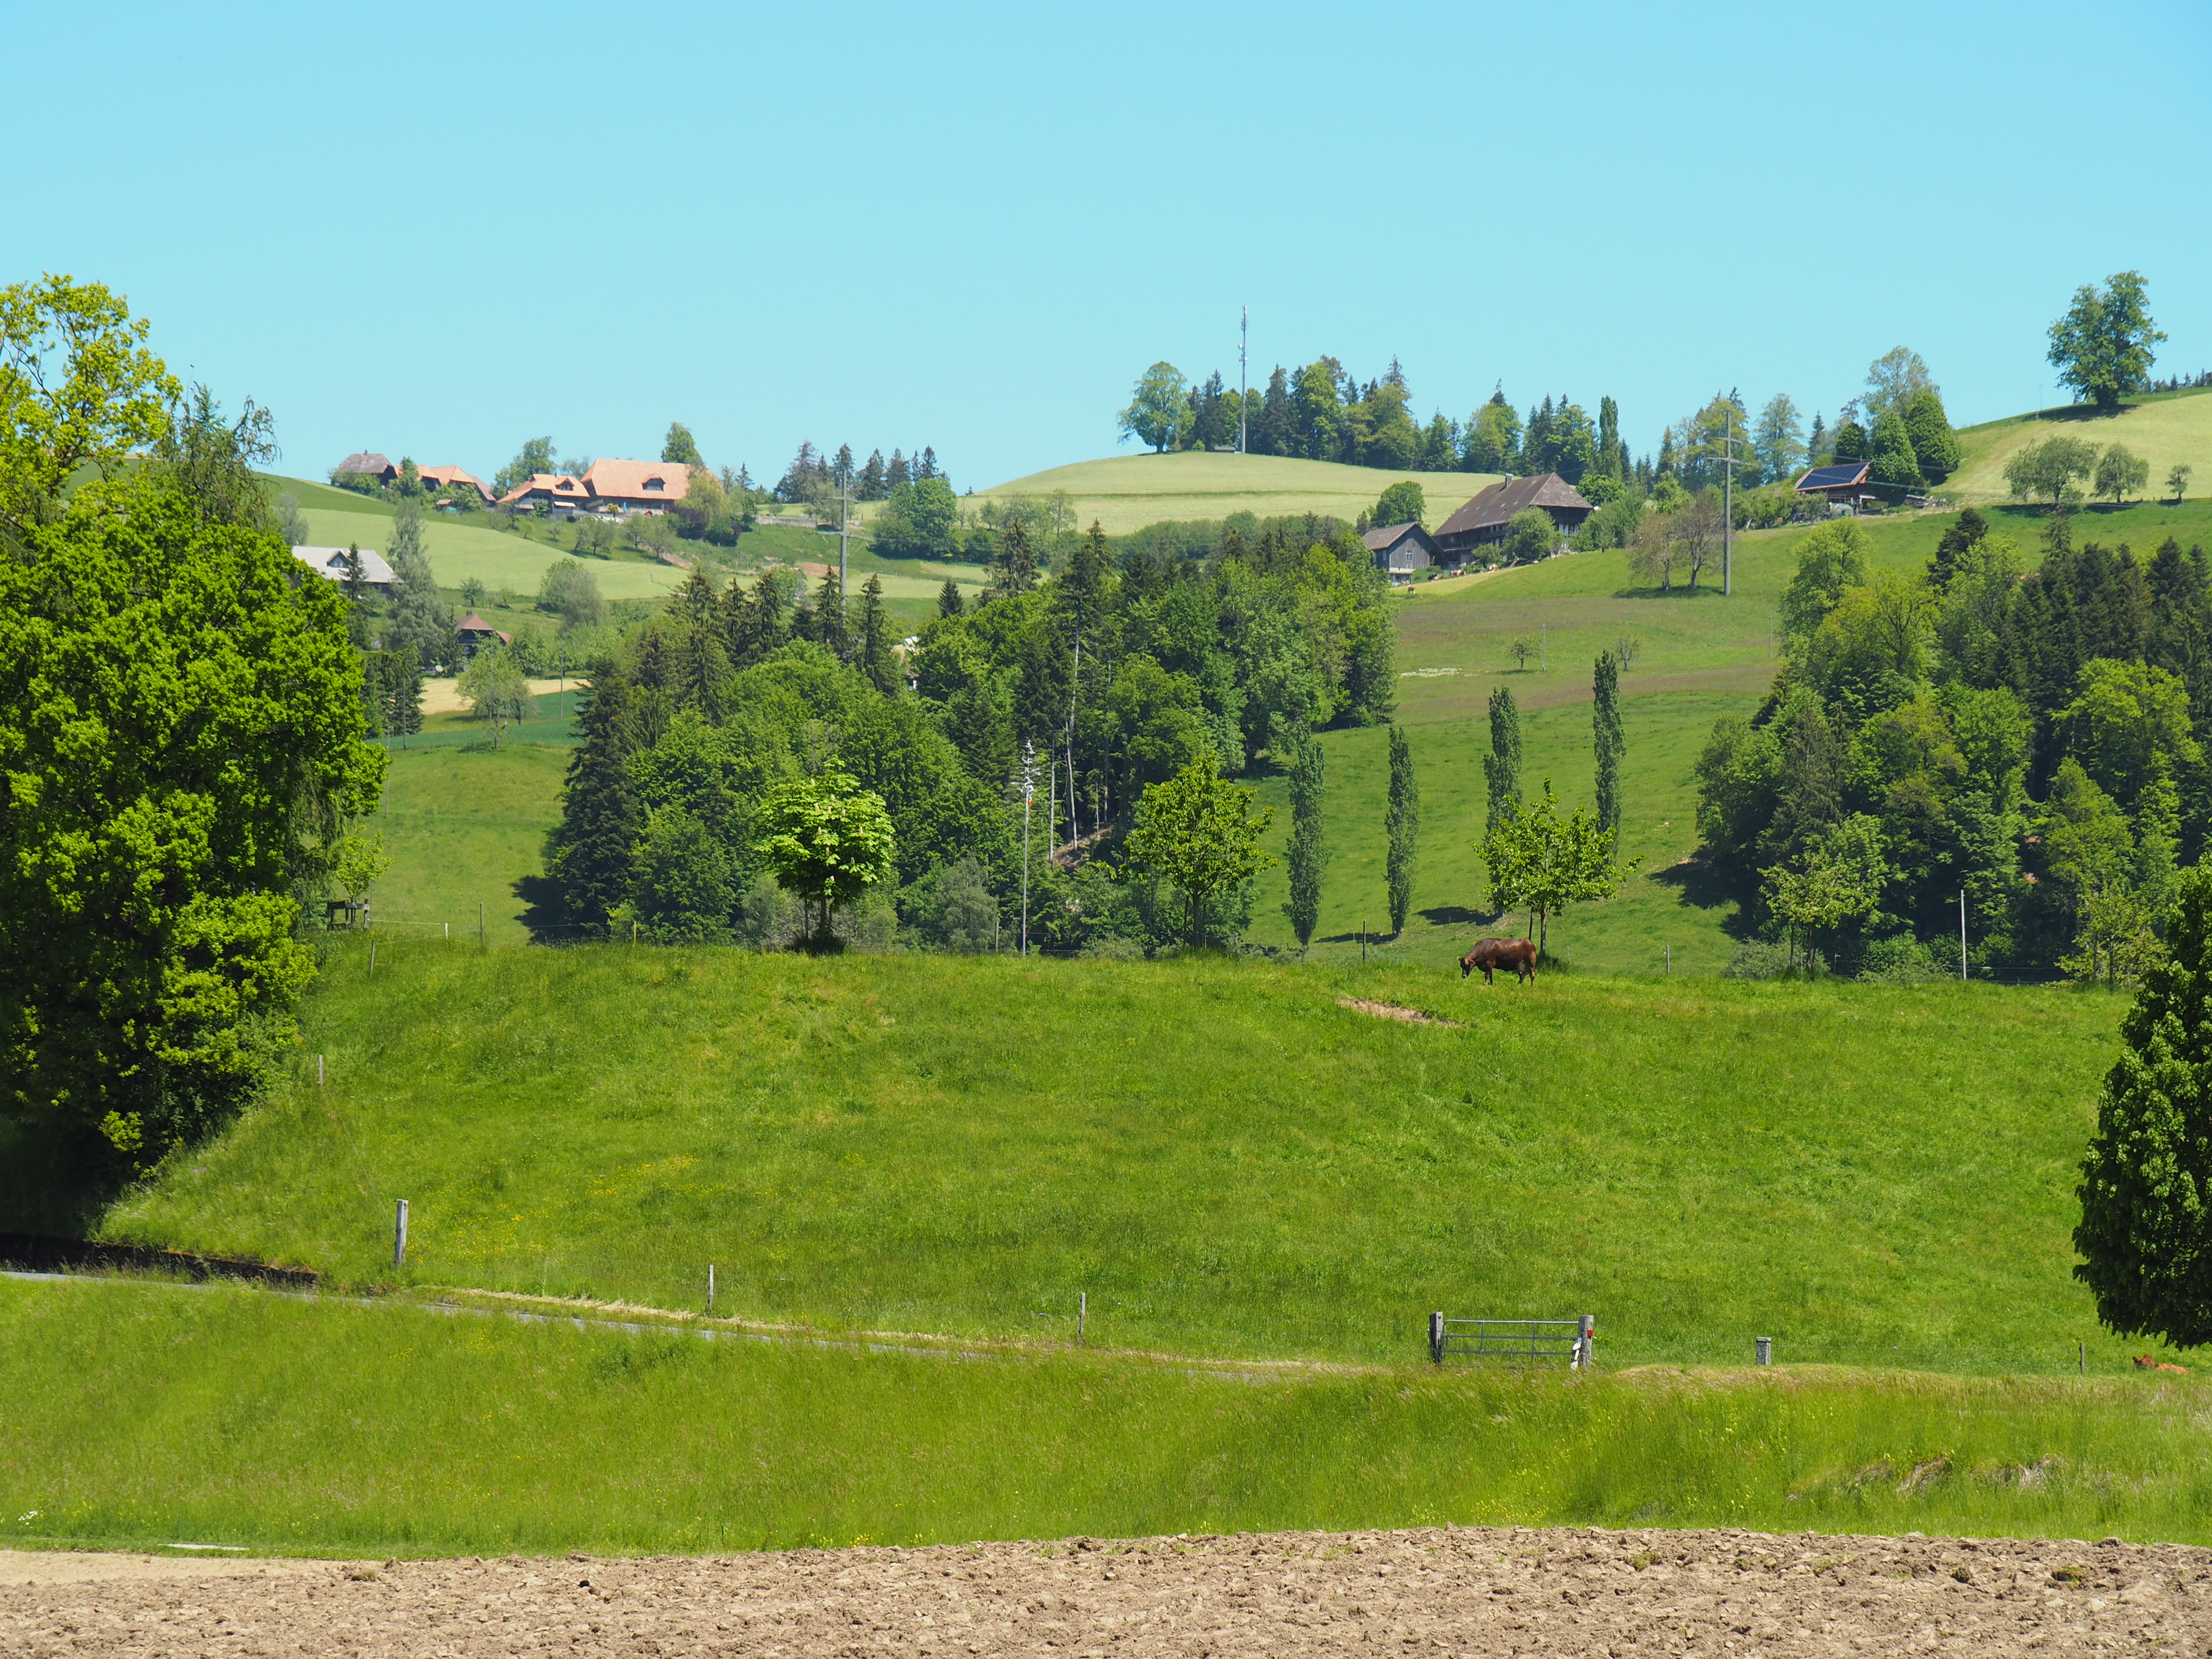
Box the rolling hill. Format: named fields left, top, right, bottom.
left=1945, top=385, right=2212, bottom=504
left=959, top=451, right=1496, bottom=536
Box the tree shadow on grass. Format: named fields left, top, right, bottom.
left=1650, top=852, right=1755, bottom=940
left=0, top=1113, right=127, bottom=1237
left=1416, top=905, right=1493, bottom=927
left=515, top=873, right=589, bottom=946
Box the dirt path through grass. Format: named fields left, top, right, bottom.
left=5, top=1525, right=2204, bottom=1655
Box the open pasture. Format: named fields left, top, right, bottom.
left=1945, top=386, right=2212, bottom=505
left=101, top=947, right=2133, bottom=1375
left=961, top=451, right=1496, bottom=537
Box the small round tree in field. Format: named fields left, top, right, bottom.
left=2076, top=865, right=2212, bottom=1347
left=756, top=771, right=895, bottom=951
left=1126, top=753, right=1274, bottom=948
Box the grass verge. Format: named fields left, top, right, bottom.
left=3, top=1276, right=2207, bottom=1556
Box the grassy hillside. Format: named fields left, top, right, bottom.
left=104, top=947, right=2136, bottom=1375
left=1946, top=385, right=2212, bottom=504
left=962, top=452, right=1495, bottom=536
left=5, top=1274, right=2207, bottom=1555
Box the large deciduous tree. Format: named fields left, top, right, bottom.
left=0, top=273, right=179, bottom=536
left=1, top=476, right=383, bottom=1173
left=2075, top=864, right=2212, bottom=1347
left=1118, top=362, right=1190, bottom=453
left=1480, top=778, right=1620, bottom=955
left=757, top=770, right=896, bottom=950
left=2048, top=271, right=2165, bottom=412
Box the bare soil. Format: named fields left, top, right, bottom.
left=6, top=1524, right=2207, bottom=1656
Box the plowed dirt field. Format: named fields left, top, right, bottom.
left=5, top=1524, right=2206, bottom=1656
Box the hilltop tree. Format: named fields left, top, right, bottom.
left=494, top=436, right=557, bottom=496
left=2049, top=271, right=2165, bottom=412
left=1863, top=347, right=1936, bottom=427
left=1282, top=733, right=1326, bottom=953
left=1866, top=410, right=1926, bottom=490
left=661, top=422, right=704, bottom=468
left=1118, top=361, right=1190, bottom=453
left=1484, top=685, right=1523, bottom=838
left=2094, top=444, right=2151, bottom=505
left=1753, top=393, right=1805, bottom=485
left=1126, top=753, right=1274, bottom=947
left=1385, top=725, right=1419, bottom=936
left=1593, top=651, right=1624, bottom=845
left=2005, top=433, right=2100, bottom=510
left=1902, top=388, right=1961, bottom=482
left=2075, top=864, right=2212, bottom=1346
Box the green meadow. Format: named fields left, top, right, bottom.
left=4, top=1274, right=2208, bottom=1557
left=104, top=947, right=2135, bottom=1376
left=1245, top=497, right=2212, bottom=973
left=961, top=451, right=1495, bottom=536
left=1946, top=385, right=2212, bottom=505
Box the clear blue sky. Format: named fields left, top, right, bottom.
left=10, top=1, right=2207, bottom=492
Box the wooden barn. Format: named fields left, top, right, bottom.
left=1362, top=520, right=1438, bottom=580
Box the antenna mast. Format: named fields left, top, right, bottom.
left=1238, top=305, right=1248, bottom=454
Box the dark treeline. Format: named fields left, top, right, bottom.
left=545, top=513, right=1395, bottom=952
left=1118, top=357, right=1635, bottom=481
left=1697, top=507, right=2212, bottom=981
left=775, top=441, right=947, bottom=505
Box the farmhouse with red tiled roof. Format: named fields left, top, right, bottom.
left=497, top=458, right=691, bottom=516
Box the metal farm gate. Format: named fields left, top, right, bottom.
left=1429, top=1313, right=1594, bottom=1370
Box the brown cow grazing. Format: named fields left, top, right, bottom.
left=1460, top=937, right=1537, bottom=985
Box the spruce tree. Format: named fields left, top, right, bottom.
left=385, top=502, right=453, bottom=672
left=1592, top=651, right=1623, bottom=846
left=1283, top=733, right=1326, bottom=952
left=937, top=578, right=965, bottom=619
left=1484, top=685, right=1523, bottom=839
left=1385, top=724, right=1419, bottom=936
left=991, top=519, right=1039, bottom=600
left=549, top=663, right=639, bottom=930
left=2075, top=864, right=2212, bottom=1346
left=855, top=573, right=899, bottom=694
left=814, top=569, right=849, bottom=659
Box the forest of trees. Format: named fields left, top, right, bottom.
left=544, top=514, right=1396, bottom=953
left=1695, top=507, right=2212, bottom=981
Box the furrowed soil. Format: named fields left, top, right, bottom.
left=4, top=1526, right=2205, bottom=1657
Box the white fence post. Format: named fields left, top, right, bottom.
left=394, top=1198, right=409, bottom=1269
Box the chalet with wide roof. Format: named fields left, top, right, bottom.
left=1433, top=473, right=1594, bottom=565
left=1794, top=460, right=1870, bottom=507
left=292, top=545, right=394, bottom=586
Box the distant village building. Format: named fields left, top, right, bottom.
left=455, top=612, right=511, bottom=661
left=291, top=545, right=394, bottom=586
left=1362, top=520, right=1437, bottom=580
left=1433, top=473, right=1594, bottom=566
left=1794, top=460, right=1870, bottom=511
left=496, top=458, right=691, bottom=517
left=331, top=453, right=492, bottom=502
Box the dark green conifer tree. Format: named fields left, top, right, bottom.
left=855, top=573, right=899, bottom=694
left=937, top=578, right=965, bottom=619
left=814, top=569, right=849, bottom=659
left=548, top=662, right=639, bottom=930
left=1283, top=733, right=1326, bottom=952
left=1593, top=651, right=1623, bottom=845
left=2076, top=865, right=2212, bottom=1347
left=1484, top=685, right=1523, bottom=839
left=1385, top=725, right=1419, bottom=936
